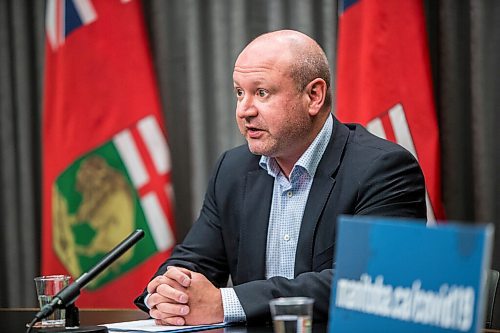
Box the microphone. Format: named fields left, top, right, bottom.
left=30, top=229, right=145, bottom=329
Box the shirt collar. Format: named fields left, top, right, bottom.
left=259, top=114, right=333, bottom=179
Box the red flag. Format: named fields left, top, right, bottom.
left=42, top=0, right=175, bottom=307
left=336, top=0, right=445, bottom=222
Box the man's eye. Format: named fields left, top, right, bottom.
left=235, top=88, right=244, bottom=97
left=257, top=89, right=268, bottom=97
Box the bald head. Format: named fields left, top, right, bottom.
left=237, top=30, right=332, bottom=109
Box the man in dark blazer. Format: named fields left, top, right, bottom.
left=135, top=30, right=426, bottom=325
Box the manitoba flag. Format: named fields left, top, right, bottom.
left=335, top=0, right=445, bottom=222
left=42, top=0, right=175, bottom=307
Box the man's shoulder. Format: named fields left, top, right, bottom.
left=343, top=122, right=412, bottom=156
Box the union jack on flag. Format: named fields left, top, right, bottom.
left=46, top=0, right=97, bottom=50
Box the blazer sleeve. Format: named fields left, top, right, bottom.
left=234, top=269, right=333, bottom=324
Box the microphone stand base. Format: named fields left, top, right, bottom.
left=37, top=326, right=108, bottom=333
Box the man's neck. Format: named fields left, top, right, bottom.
left=274, top=113, right=331, bottom=178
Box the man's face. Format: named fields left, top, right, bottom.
left=233, top=43, right=312, bottom=162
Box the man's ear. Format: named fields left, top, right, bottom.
left=305, top=78, right=327, bottom=116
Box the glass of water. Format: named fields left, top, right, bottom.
left=269, top=297, right=314, bottom=333
left=34, top=275, right=70, bottom=327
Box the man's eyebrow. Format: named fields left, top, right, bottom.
left=233, top=78, right=267, bottom=87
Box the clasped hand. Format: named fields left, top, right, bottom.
left=146, top=266, right=224, bottom=326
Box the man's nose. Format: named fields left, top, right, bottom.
left=236, top=96, right=258, bottom=119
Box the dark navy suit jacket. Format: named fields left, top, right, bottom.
left=135, top=116, right=427, bottom=323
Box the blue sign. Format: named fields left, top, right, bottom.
left=328, top=215, right=494, bottom=333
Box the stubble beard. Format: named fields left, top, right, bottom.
left=246, top=112, right=312, bottom=159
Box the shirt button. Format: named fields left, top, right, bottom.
left=287, top=191, right=293, bottom=198
left=283, top=234, right=290, bottom=241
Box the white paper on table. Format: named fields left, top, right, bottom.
left=103, top=319, right=228, bottom=333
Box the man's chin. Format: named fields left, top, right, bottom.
left=247, top=144, right=274, bottom=157
left=247, top=146, right=263, bottom=156
left=247, top=143, right=263, bottom=155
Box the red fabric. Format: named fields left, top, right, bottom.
left=42, top=0, right=174, bottom=307
left=336, top=0, right=445, bottom=221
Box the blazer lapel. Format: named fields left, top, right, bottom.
left=295, top=117, right=351, bottom=275
left=237, top=168, right=274, bottom=283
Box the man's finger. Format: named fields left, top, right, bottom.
left=146, top=293, right=161, bottom=309
left=165, top=267, right=192, bottom=287
left=147, top=292, right=173, bottom=309
left=155, top=317, right=186, bottom=326
left=156, top=301, right=190, bottom=317
left=147, top=275, right=168, bottom=294
left=174, top=267, right=193, bottom=277
left=156, top=283, right=189, bottom=304
left=150, top=307, right=187, bottom=326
